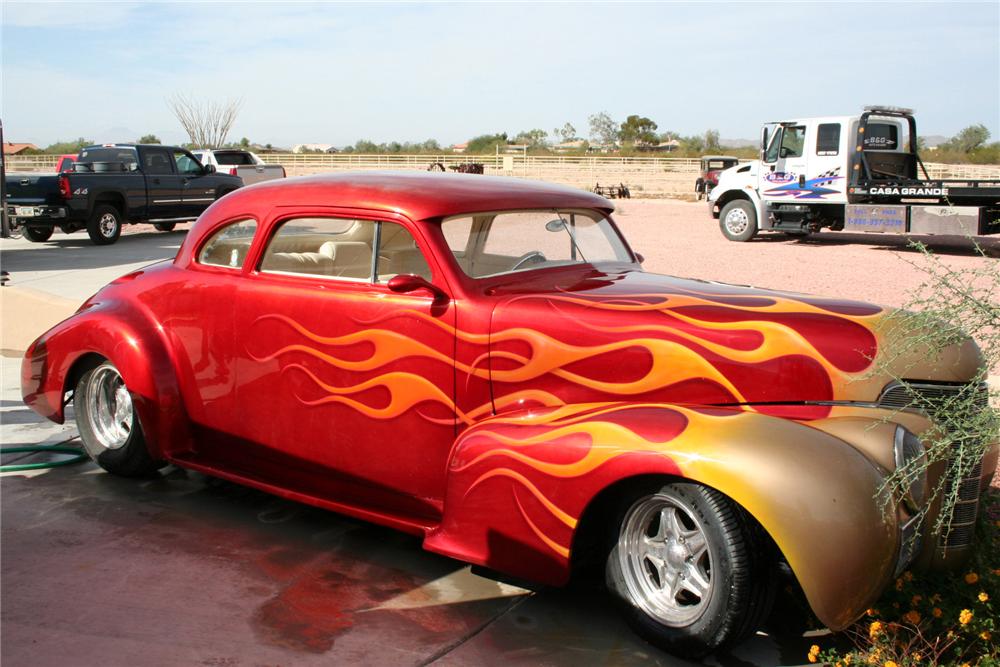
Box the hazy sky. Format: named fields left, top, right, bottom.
left=2, top=1, right=998, bottom=148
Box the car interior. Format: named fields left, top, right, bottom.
left=199, top=217, right=432, bottom=282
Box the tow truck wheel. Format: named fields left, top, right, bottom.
left=719, top=201, right=758, bottom=242
left=87, top=204, right=123, bottom=245
left=24, top=226, right=54, bottom=242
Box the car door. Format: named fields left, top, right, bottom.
left=232, top=211, right=457, bottom=519
left=760, top=123, right=809, bottom=201
left=140, top=146, right=185, bottom=218
left=172, top=149, right=217, bottom=218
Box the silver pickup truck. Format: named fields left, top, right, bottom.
left=191, top=149, right=285, bottom=186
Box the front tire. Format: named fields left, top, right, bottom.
left=605, top=481, right=774, bottom=657
left=153, top=222, right=176, bottom=232
left=75, top=361, right=163, bottom=477
left=24, top=226, right=54, bottom=242
left=87, top=204, right=123, bottom=245
left=719, top=200, right=758, bottom=242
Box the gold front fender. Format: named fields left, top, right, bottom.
left=672, top=409, right=898, bottom=630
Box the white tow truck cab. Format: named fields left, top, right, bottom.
left=708, top=106, right=1000, bottom=241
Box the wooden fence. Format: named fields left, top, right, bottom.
left=6, top=153, right=999, bottom=196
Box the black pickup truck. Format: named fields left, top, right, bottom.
left=4, top=144, right=242, bottom=245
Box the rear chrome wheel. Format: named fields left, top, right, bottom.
left=82, top=365, right=133, bottom=450
left=75, top=360, right=163, bottom=477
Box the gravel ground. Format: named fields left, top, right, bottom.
left=611, top=199, right=998, bottom=308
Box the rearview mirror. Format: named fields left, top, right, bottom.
left=204, top=164, right=217, bottom=174
left=387, top=274, right=447, bottom=301
left=545, top=219, right=565, bottom=232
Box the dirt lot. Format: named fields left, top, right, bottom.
left=612, top=199, right=998, bottom=309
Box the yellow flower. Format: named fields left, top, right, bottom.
left=965, top=572, right=979, bottom=584
left=870, top=620, right=884, bottom=638
left=979, top=591, right=989, bottom=602
left=913, top=654, right=922, bottom=663
left=845, top=656, right=852, bottom=665
left=884, top=662, right=899, bottom=667
left=809, top=645, right=821, bottom=655
left=981, top=630, right=992, bottom=641
left=961, top=663, right=971, bottom=667
left=904, top=609, right=922, bottom=624
left=959, top=608, right=973, bottom=625
left=910, top=594, right=922, bottom=605
left=808, top=655, right=817, bottom=664
left=932, top=607, right=943, bottom=618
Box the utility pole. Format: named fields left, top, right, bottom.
left=0, top=118, right=9, bottom=238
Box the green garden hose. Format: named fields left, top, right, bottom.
left=0, top=445, right=88, bottom=472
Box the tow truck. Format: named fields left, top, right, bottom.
left=708, top=106, right=1000, bottom=241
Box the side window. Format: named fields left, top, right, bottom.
left=144, top=149, right=174, bottom=175
left=816, top=123, right=841, bottom=156
left=261, top=217, right=376, bottom=280
left=376, top=222, right=432, bottom=283
left=198, top=219, right=257, bottom=269
left=174, top=150, right=202, bottom=175
left=779, top=125, right=805, bottom=159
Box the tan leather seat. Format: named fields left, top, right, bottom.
left=319, top=241, right=372, bottom=278
left=262, top=251, right=337, bottom=275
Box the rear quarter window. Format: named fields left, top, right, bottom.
left=198, top=219, right=258, bottom=269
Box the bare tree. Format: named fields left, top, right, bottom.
left=168, top=95, right=243, bottom=148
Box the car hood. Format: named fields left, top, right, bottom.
left=486, top=268, right=982, bottom=415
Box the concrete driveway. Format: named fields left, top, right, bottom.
left=1, top=214, right=848, bottom=666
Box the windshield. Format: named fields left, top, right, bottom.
left=441, top=209, right=634, bottom=279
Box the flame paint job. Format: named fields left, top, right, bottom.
left=20, top=173, right=991, bottom=634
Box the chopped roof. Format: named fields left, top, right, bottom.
left=205, top=170, right=615, bottom=223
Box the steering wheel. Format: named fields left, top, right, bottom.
left=510, top=251, right=546, bottom=271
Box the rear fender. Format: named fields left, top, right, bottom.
left=21, top=301, right=189, bottom=460
left=425, top=402, right=897, bottom=631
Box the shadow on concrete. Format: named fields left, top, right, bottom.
left=1, top=462, right=820, bottom=666
left=1, top=231, right=186, bottom=275
left=753, top=231, right=1000, bottom=257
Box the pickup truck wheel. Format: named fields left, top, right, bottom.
left=24, top=226, right=54, bottom=242
left=606, top=481, right=774, bottom=657
left=87, top=204, right=123, bottom=245
left=153, top=222, right=176, bottom=232
left=719, top=201, right=758, bottom=242
left=74, top=361, right=164, bottom=477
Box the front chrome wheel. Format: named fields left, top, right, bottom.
left=82, top=365, right=133, bottom=450
left=618, top=493, right=713, bottom=627
left=723, top=208, right=749, bottom=236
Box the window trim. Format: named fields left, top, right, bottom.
left=254, top=214, right=434, bottom=285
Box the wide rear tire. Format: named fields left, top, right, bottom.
left=75, top=361, right=164, bottom=477
left=719, top=200, right=758, bottom=242
left=87, top=204, right=123, bottom=245
left=605, top=481, right=775, bottom=657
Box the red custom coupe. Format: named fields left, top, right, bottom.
left=22, top=172, right=997, bottom=656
